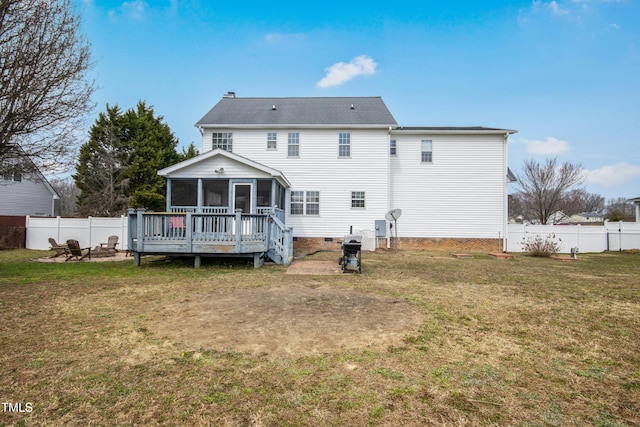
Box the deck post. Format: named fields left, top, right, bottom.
left=136, top=208, right=146, bottom=253
left=282, top=226, right=293, bottom=266
left=253, top=252, right=263, bottom=268
left=186, top=211, right=193, bottom=252
left=235, top=209, right=242, bottom=250
left=194, top=255, right=201, bottom=268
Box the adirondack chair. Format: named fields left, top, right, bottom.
left=48, top=238, right=68, bottom=258
left=65, top=239, right=91, bottom=261
left=100, top=235, right=119, bottom=253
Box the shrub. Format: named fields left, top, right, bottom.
left=522, top=233, right=562, bottom=257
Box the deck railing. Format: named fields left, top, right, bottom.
left=128, top=208, right=292, bottom=265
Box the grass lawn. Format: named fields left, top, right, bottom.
left=0, top=249, right=638, bottom=426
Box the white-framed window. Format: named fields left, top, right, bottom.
left=339, top=132, right=350, bottom=157
left=421, top=140, right=433, bottom=163
left=290, top=191, right=304, bottom=215
left=212, top=132, right=233, bottom=152
left=306, top=191, right=320, bottom=215
left=390, top=139, right=397, bottom=156
left=267, top=132, right=277, bottom=150
left=290, top=190, right=319, bottom=216
left=288, top=132, right=299, bottom=157
left=351, top=191, right=365, bottom=209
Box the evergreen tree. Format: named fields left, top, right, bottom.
left=121, top=102, right=180, bottom=211
left=74, top=105, right=128, bottom=216
left=74, top=102, right=184, bottom=215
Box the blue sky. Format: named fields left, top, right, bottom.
left=76, top=0, right=639, bottom=200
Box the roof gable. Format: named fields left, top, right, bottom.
left=195, top=96, right=398, bottom=127
left=157, top=149, right=290, bottom=188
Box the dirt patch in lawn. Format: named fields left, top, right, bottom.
left=148, top=284, right=424, bottom=357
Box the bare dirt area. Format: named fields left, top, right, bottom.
left=148, top=283, right=424, bottom=357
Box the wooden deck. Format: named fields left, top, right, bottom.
left=127, top=209, right=292, bottom=267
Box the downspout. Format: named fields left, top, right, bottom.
left=503, top=132, right=509, bottom=252
left=387, top=126, right=393, bottom=249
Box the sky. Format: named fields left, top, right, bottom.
left=75, top=0, right=640, bottom=200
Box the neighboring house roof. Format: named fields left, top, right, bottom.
left=158, top=148, right=291, bottom=188
left=195, top=96, right=398, bottom=127
left=507, top=168, right=517, bottom=183
left=628, top=196, right=640, bottom=203
left=392, top=126, right=517, bottom=135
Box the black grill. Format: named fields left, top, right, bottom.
left=339, top=234, right=362, bottom=273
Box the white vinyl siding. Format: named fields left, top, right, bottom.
left=203, top=128, right=389, bottom=237
left=390, top=133, right=506, bottom=239
left=0, top=176, right=57, bottom=216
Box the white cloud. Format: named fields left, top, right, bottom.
left=317, top=55, right=377, bottom=88
left=547, top=1, right=570, bottom=15
left=264, top=33, right=306, bottom=45
left=586, top=163, right=640, bottom=186
left=531, top=0, right=570, bottom=15
left=522, top=137, right=570, bottom=155
left=124, top=0, right=146, bottom=19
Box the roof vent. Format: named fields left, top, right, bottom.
left=223, top=91, right=236, bottom=98
left=272, top=105, right=276, bottom=110
left=350, top=104, right=355, bottom=110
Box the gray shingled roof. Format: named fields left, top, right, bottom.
left=394, top=126, right=516, bottom=133
left=195, top=96, right=397, bottom=127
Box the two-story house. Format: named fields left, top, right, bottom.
left=127, top=93, right=515, bottom=267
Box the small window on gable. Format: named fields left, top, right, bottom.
left=339, top=132, right=350, bottom=158
left=288, top=132, right=299, bottom=157
left=390, top=139, right=397, bottom=156
left=351, top=191, right=365, bottom=209
left=421, top=140, right=433, bottom=163
left=267, top=132, right=277, bottom=150
left=212, top=132, right=233, bottom=152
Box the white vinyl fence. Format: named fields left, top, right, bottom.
left=26, top=216, right=128, bottom=251
left=507, top=222, right=640, bottom=253
left=24, top=216, right=640, bottom=254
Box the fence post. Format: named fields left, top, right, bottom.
left=619, top=221, right=623, bottom=251
left=88, top=216, right=93, bottom=248
left=56, top=216, right=61, bottom=242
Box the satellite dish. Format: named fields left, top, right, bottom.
left=385, top=209, right=402, bottom=221
left=385, top=209, right=402, bottom=253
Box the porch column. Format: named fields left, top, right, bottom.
left=271, top=180, right=277, bottom=209
left=166, top=179, right=172, bottom=211
left=197, top=178, right=203, bottom=214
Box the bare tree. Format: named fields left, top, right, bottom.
left=49, top=177, right=79, bottom=216
left=606, top=197, right=635, bottom=221
left=515, top=158, right=585, bottom=224
left=0, top=0, right=95, bottom=176
left=560, top=188, right=605, bottom=217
